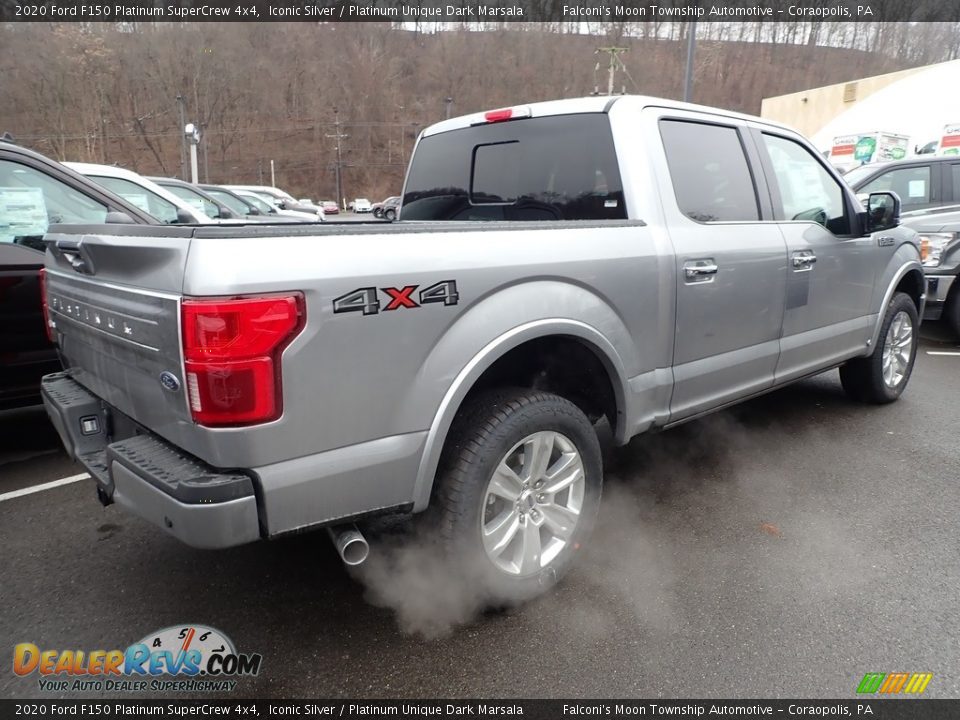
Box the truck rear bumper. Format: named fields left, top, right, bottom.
left=41, top=372, right=261, bottom=549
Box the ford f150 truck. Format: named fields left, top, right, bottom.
left=40, top=96, right=924, bottom=601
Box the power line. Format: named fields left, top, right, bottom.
left=325, top=110, right=349, bottom=206
left=595, top=47, right=629, bottom=96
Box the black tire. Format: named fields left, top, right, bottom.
left=839, top=292, right=919, bottom=404
left=427, top=388, right=602, bottom=604
left=941, top=281, right=960, bottom=340
left=373, top=208, right=383, bottom=218
left=384, top=208, right=396, bottom=222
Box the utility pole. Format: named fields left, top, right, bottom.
left=445, top=97, right=453, bottom=119
left=270, top=159, right=275, bottom=188
left=184, top=123, right=200, bottom=184
left=325, top=109, right=349, bottom=208
left=596, top=47, right=629, bottom=96
left=176, top=94, right=188, bottom=181
left=683, top=13, right=698, bottom=102
left=201, top=123, right=209, bottom=183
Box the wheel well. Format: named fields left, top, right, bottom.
left=463, top=336, right=619, bottom=429
left=895, top=269, right=925, bottom=312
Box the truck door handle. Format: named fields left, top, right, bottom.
left=683, top=259, right=718, bottom=282
left=791, top=250, right=817, bottom=271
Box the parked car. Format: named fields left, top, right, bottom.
left=283, top=198, right=325, bottom=220
left=237, top=189, right=322, bottom=220
left=200, top=184, right=267, bottom=218
left=199, top=185, right=302, bottom=223
left=844, top=155, right=960, bottom=217
left=223, top=184, right=324, bottom=218
left=900, top=209, right=960, bottom=336
left=41, top=95, right=923, bottom=606
left=223, top=184, right=296, bottom=203
left=149, top=177, right=245, bottom=221
left=230, top=189, right=321, bottom=222
left=320, top=200, right=339, bottom=215
left=376, top=196, right=401, bottom=221
left=65, top=163, right=210, bottom=224
left=353, top=198, right=372, bottom=213
left=0, top=141, right=154, bottom=409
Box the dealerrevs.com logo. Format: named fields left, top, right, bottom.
left=13, top=624, right=262, bottom=693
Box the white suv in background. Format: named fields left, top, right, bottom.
left=64, top=163, right=211, bottom=224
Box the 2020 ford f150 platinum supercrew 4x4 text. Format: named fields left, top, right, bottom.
left=40, top=96, right=924, bottom=602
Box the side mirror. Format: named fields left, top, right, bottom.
left=105, top=211, right=135, bottom=224
left=863, top=191, right=900, bottom=234
left=246, top=206, right=261, bottom=216
left=175, top=207, right=196, bottom=224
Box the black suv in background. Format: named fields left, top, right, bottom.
left=845, top=155, right=960, bottom=217
left=845, top=156, right=960, bottom=337
left=0, top=141, right=156, bottom=409
left=372, top=195, right=400, bottom=221
left=903, top=208, right=960, bottom=337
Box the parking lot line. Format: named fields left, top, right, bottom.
left=0, top=472, right=90, bottom=503
left=926, top=351, right=960, bottom=356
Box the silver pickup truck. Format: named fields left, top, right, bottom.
left=41, top=96, right=924, bottom=602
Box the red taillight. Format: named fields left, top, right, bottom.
left=38, top=268, right=55, bottom=343
left=182, top=294, right=304, bottom=427
left=484, top=108, right=514, bottom=123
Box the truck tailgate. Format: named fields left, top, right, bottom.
left=44, top=229, right=192, bottom=439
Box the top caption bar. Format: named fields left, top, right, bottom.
left=2, top=0, right=959, bottom=22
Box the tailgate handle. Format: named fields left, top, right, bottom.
left=55, top=238, right=96, bottom=275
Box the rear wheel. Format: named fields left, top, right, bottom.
left=384, top=208, right=397, bottom=221
left=839, top=292, right=918, bottom=403
left=428, top=389, right=602, bottom=603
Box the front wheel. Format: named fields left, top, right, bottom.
left=839, top=291, right=919, bottom=403
left=384, top=208, right=397, bottom=221
left=428, top=389, right=602, bottom=604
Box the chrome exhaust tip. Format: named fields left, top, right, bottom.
left=327, top=524, right=369, bottom=566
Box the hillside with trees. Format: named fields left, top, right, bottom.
left=1, top=21, right=958, bottom=201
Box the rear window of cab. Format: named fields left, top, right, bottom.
left=402, top=113, right=626, bottom=222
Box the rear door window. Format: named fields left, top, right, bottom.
left=402, top=113, right=626, bottom=221
left=659, top=120, right=760, bottom=222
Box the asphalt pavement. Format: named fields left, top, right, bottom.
left=2, top=330, right=958, bottom=700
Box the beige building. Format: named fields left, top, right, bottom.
left=760, top=63, right=947, bottom=138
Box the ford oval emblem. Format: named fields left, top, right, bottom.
left=159, top=371, right=181, bottom=393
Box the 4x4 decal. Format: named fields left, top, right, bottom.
left=333, top=280, right=459, bottom=316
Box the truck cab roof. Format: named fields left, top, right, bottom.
left=422, top=94, right=798, bottom=138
